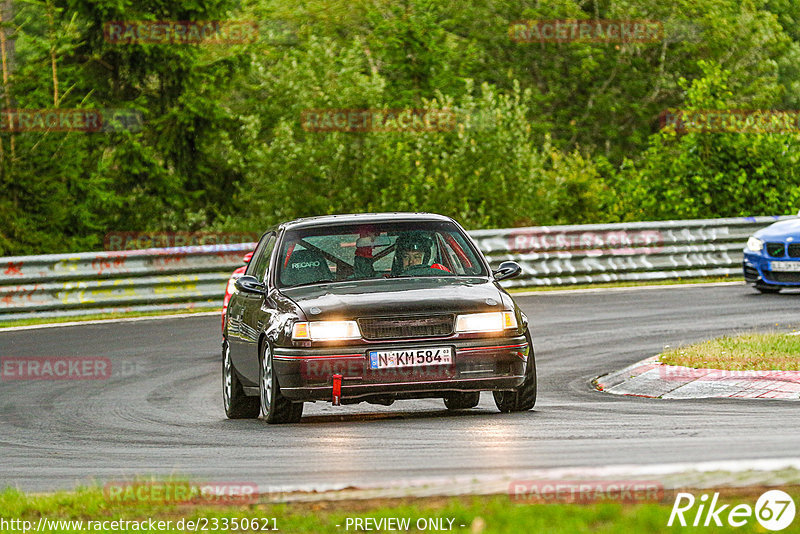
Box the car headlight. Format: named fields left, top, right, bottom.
left=455, top=311, right=517, bottom=333
left=746, top=236, right=764, bottom=253
left=292, top=320, right=361, bottom=341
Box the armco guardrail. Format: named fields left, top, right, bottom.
left=0, top=243, right=257, bottom=321
left=471, top=215, right=790, bottom=288
left=0, top=216, right=790, bottom=321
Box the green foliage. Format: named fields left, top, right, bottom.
left=3, top=0, right=800, bottom=255
left=615, top=61, right=800, bottom=221
left=215, top=39, right=613, bottom=232
left=0, top=0, right=251, bottom=255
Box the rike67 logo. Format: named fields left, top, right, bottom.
left=668, top=490, right=796, bottom=531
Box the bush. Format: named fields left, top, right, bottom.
left=216, top=38, right=613, bottom=233
left=613, top=61, right=800, bottom=221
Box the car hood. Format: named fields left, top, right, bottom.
left=279, top=277, right=507, bottom=320
left=754, top=218, right=800, bottom=241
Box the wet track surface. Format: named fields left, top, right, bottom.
left=1, top=283, right=799, bottom=492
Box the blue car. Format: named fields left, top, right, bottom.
left=743, top=214, right=800, bottom=293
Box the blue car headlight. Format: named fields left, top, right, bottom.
left=746, top=236, right=764, bottom=253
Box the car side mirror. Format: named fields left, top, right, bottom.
left=235, top=275, right=265, bottom=294
left=493, top=261, right=522, bottom=281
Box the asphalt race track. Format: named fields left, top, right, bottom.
left=1, top=283, right=799, bottom=493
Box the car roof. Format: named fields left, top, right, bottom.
left=278, top=212, right=456, bottom=231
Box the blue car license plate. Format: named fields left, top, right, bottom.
left=771, top=261, right=800, bottom=272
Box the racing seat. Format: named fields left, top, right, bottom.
left=281, top=248, right=334, bottom=286
left=354, top=255, right=376, bottom=279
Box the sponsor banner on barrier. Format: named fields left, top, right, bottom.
left=509, top=20, right=663, bottom=43
left=509, top=480, right=664, bottom=503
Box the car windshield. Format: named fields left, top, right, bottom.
left=277, top=220, right=487, bottom=288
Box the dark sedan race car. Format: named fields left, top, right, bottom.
left=222, top=213, right=535, bottom=423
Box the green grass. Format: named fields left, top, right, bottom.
left=2, top=485, right=800, bottom=533
left=508, top=276, right=740, bottom=293
left=0, top=307, right=220, bottom=329
left=659, top=332, right=800, bottom=370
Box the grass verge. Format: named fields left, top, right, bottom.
left=659, top=332, right=800, bottom=370
left=2, top=485, right=800, bottom=533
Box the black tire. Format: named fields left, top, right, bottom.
left=222, top=339, right=260, bottom=419
left=755, top=283, right=781, bottom=294
left=493, top=331, right=537, bottom=413
left=443, top=391, right=480, bottom=410
left=260, top=341, right=303, bottom=424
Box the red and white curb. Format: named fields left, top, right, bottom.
left=595, top=357, right=800, bottom=400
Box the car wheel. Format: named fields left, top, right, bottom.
left=223, top=339, right=260, bottom=419
left=493, top=331, right=537, bottom=413
left=755, top=282, right=781, bottom=294
left=259, top=341, right=303, bottom=424
left=443, top=392, right=480, bottom=410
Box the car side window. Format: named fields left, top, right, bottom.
left=437, top=235, right=465, bottom=275
left=246, top=233, right=276, bottom=282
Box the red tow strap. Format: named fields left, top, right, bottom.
left=332, top=374, right=342, bottom=406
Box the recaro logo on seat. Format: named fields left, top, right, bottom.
left=292, top=261, right=320, bottom=269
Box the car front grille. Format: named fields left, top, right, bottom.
left=766, top=242, right=786, bottom=257
left=788, top=244, right=800, bottom=258
left=765, top=271, right=800, bottom=283
left=358, top=315, right=454, bottom=340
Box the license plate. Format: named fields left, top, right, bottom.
left=771, top=261, right=800, bottom=272
left=369, top=347, right=453, bottom=369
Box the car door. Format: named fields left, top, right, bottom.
left=229, top=232, right=276, bottom=384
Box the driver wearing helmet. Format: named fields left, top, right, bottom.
left=393, top=232, right=432, bottom=275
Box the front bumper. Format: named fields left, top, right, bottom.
left=273, top=335, right=529, bottom=402
left=743, top=251, right=800, bottom=286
